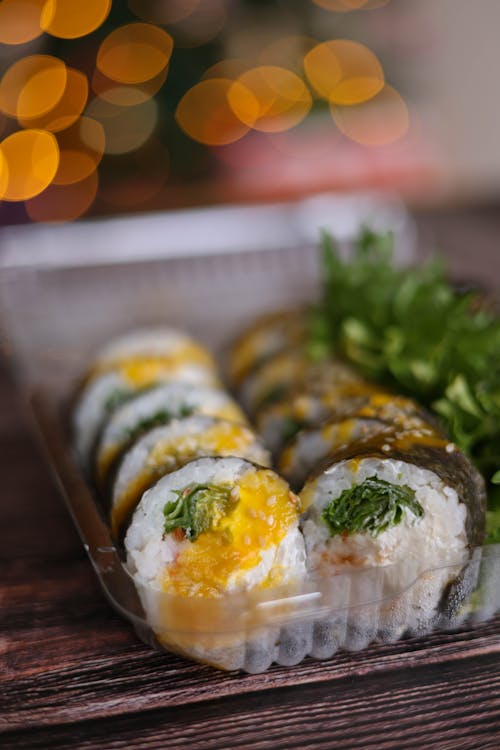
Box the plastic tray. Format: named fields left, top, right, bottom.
left=1, top=194, right=498, bottom=673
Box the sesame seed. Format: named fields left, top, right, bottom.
left=243, top=534, right=251, bottom=546
left=267, top=515, right=274, bottom=526
left=247, top=508, right=257, bottom=518
left=266, top=495, right=277, bottom=506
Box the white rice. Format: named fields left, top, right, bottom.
left=302, top=457, right=468, bottom=573
left=126, top=456, right=305, bottom=594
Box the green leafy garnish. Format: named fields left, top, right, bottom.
left=163, top=483, right=235, bottom=541
left=322, top=476, right=424, bottom=538
left=311, top=229, right=500, bottom=541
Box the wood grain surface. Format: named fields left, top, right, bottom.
left=1, top=206, right=500, bottom=749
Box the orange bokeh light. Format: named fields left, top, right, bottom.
left=0, top=0, right=46, bottom=45
left=53, top=117, right=105, bottom=185
left=97, top=23, right=173, bottom=85
left=0, top=150, right=9, bottom=201
left=18, top=67, right=88, bottom=132
left=0, top=129, right=59, bottom=201
left=0, top=55, right=68, bottom=121
left=25, top=169, right=98, bottom=222
left=229, top=66, right=312, bottom=133
left=86, top=97, right=158, bottom=155
left=92, top=66, right=168, bottom=108
left=331, top=84, right=409, bottom=146
left=176, top=78, right=255, bottom=146
left=41, top=0, right=111, bottom=40
left=128, top=0, right=200, bottom=25
left=304, top=40, right=384, bottom=105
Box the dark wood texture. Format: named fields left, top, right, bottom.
left=1, top=206, right=500, bottom=749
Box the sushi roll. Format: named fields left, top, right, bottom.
left=125, top=456, right=306, bottom=669
left=92, top=327, right=217, bottom=375
left=73, top=328, right=219, bottom=469
left=95, top=383, right=248, bottom=491
left=227, top=309, right=307, bottom=387
left=279, top=394, right=439, bottom=490
left=111, top=417, right=271, bottom=539
left=240, top=349, right=362, bottom=415
left=300, top=430, right=486, bottom=632
left=256, top=381, right=384, bottom=456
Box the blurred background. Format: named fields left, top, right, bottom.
left=0, top=0, right=499, bottom=226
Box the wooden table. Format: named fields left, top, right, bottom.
left=1, top=206, right=500, bottom=749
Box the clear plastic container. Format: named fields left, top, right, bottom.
left=1, top=194, right=498, bottom=673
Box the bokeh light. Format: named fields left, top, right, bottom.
left=168, top=0, right=226, bottom=48
left=40, top=0, right=112, bottom=40
left=92, top=66, right=168, bottom=107
left=97, top=23, right=173, bottom=85
left=0, top=55, right=68, bottom=121
left=53, top=117, right=105, bottom=185
left=304, top=40, right=384, bottom=104
left=331, top=84, right=409, bottom=145
left=176, top=79, right=256, bottom=146
left=0, top=129, right=59, bottom=201
left=229, top=66, right=312, bottom=133
left=128, top=0, right=200, bottom=25
left=25, top=169, right=99, bottom=222
left=86, top=97, right=158, bottom=155
left=0, top=150, right=9, bottom=200
left=18, top=67, right=88, bottom=132
left=0, top=0, right=46, bottom=45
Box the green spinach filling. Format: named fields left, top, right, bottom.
left=321, top=476, right=424, bottom=538
left=124, top=405, right=192, bottom=442
left=163, top=483, right=235, bottom=541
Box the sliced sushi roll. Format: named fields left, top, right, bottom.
left=227, top=309, right=307, bottom=387
left=125, top=456, right=306, bottom=669
left=257, top=381, right=384, bottom=456
left=300, top=430, right=486, bottom=632
left=95, top=383, right=248, bottom=491
left=92, top=327, right=217, bottom=375
left=279, top=395, right=439, bottom=490
left=240, top=349, right=362, bottom=415
left=111, top=416, right=271, bottom=539
left=73, top=328, right=219, bottom=469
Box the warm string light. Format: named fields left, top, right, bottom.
left=0, top=0, right=409, bottom=222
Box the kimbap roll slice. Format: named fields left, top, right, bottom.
left=125, top=457, right=306, bottom=669
left=73, top=328, right=219, bottom=469
left=239, top=350, right=361, bottom=415
left=111, top=417, right=271, bottom=539
left=95, top=383, right=248, bottom=490
left=257, top=381, right=384, bottom=456
left=300, top=430, right=486, bottom=629
left=301, top=430, right=485, bottom=572
left=92, top=327, right=217, bottom=376
left=227, top=309, right=307, bottom=387
left=279, top=394, right=440, bottom=490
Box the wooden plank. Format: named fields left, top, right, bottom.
left=2, top=654, right=499, bottom=749
left=1, top=557, right=499, bottom=732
